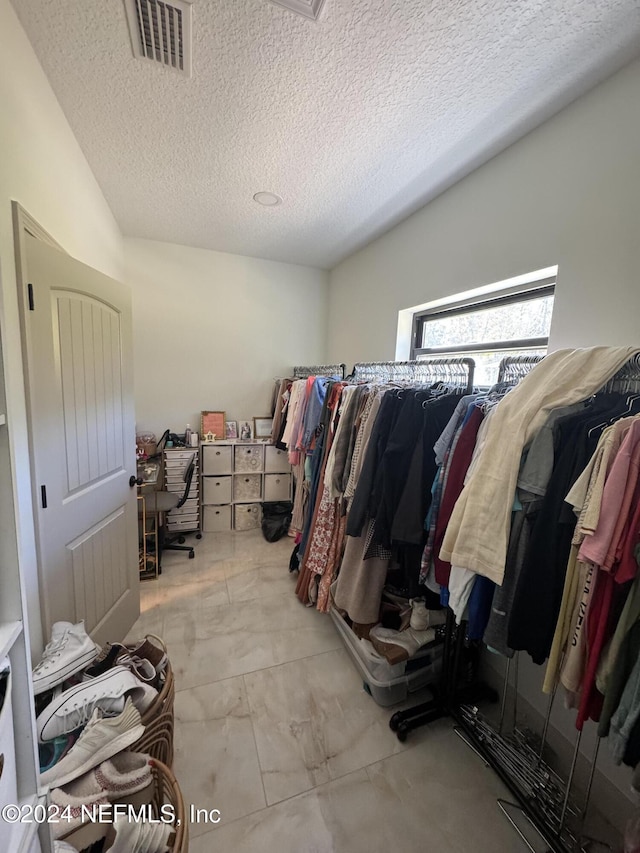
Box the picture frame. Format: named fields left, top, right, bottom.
left=225, top=420, right=238, bottom=440
left=201, top=411, right=226, bottom=441
left=253, top=416, right=273, bottom=440
left=239, top=420, right=253, bottom=441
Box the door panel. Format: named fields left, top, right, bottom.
left=56, top=293, right=124, bottom=494
left=22, top=233, right=139, bottom=646
left=69, top=507, right=128, bottom=634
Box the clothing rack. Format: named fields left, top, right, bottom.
left=293, top=364, right=346, bottom=379
left=387, top=352, right=596, bottom=852
left=348, top=358, right=475, bottom=390
left=497, top=354, right=545, bottom=385
left=602, top=351, right=640, bottom=391
left=467, top=352, right=640, bottom=852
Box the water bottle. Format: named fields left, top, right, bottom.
left=184, top=424, right=192, bottom=446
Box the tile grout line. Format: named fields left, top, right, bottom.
left=183, top=731, right=427, bottom=842
left=241, top=671, right=270, bottom=810
left=172, top=643, right=344, bottom=696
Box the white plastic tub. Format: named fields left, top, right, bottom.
left=330, top=608, right=442, bottom=707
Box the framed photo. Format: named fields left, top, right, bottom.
left=225, top=420, right=238, bottom=440
left=201, top=411, right=225, bottom=441
left=239, top=420, right=253, bottom=441
left=253, top=417, right=273, bottom=440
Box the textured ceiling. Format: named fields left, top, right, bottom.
left=12, top=0, right=640, bottom=269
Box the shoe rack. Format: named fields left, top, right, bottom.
left=0, top=333, right=49, bottom=851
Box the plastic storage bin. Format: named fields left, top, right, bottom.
left=330, top=608, right=442, bottom=706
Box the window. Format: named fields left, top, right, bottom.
left=411, top=277, right=555, bottom=386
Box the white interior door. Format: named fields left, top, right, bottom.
left=21, top=233, right=140, bottom=646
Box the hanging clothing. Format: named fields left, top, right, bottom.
left=440, top=347, right=639, bottom=585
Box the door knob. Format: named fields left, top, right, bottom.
left=129, top=475, right=142, bottom=487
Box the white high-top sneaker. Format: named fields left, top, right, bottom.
left=37, top=666, right=157, bottom=741
left=32, top=621, right=99, bottom=695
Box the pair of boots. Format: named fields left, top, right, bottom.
left=370, top=599, right=446, bottom=664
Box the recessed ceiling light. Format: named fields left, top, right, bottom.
left=253, top=192, right=282, bottom=207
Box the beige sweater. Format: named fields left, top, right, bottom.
left=439, top=347, right=639, bottom=585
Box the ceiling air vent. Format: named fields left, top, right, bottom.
left=269, top=0, right=326, bottom=21
left=124, top=0, right=192, bottom=76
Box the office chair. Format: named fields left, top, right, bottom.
left=145, top=455, right=199, bottom=561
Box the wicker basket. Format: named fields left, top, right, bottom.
left=131, top=635, right=175, bottom=767
left=61, top=758, right=188, bottom=853
left=151, top=759, right=189, bottom=853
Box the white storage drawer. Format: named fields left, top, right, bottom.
left=202, top=445, right=233, bottom=475
left=264, top=473, right=292, bottom=502
left=203, top=505, right=232, bottom=532
left=264, top=445, right=290, bottom=473
left=166, top=481, right=199, bottom=498
left=165, top=450, right=198, bottom=464
left=0, top=661, right=17, bottom=852
left=167, top=499, right=198, bottom=517
left=166, top=516, right=198, bottom=532
left=233, top=473, right=262, bottom=502
left=234, top=503, right=261, bottom=531
left=203, top=476, right=232, bottom=505
left=234, top=444, right=264, bottom=473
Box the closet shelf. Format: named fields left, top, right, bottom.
left=0, top=620, right=22, bottom=661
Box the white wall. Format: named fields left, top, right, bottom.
left=126, top=238, right=328, bottom=437
left=328, top=57, right=640, bottom=368
left=327, top=57, right=640, bottom=806
left=0, top=0, right=125, bottom=655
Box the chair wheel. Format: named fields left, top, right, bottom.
left=188, top=550, right=195, bottom=559
left=389, top=712, right=403, bottom=732
left=396, top=724, right=409, bottom=743
left=178, top=536, right=186, bottom=544
left=196, top=533, right=202, bottom=539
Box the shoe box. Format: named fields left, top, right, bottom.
left=330, top=608, right=443, bottom=707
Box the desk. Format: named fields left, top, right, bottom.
left=137, top=460, right=161, bottom=580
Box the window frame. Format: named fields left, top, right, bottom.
left=410, top=278, right=555, bottom=360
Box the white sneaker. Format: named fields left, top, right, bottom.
left=40, top=699, right=144, bottom=789
left=37, top=666, right=157, bottom=741
left=32, top=622, right=99, bottom=695
left=55, top=842, right=80, bottom=852
left=106, top=815, right=172, bottom=853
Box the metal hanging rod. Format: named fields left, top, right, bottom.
left=349, top=358, right=475, bottom=391
left=292, top=364, right=346, bottom=379
left=497, top=354, right=545, bottom=385
left=602, top=352, right=640, bottom=392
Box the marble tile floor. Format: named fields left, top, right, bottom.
left=130, top=529, right=533, bottom=853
